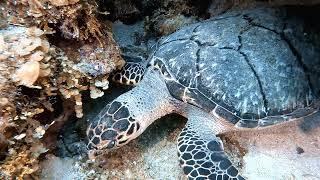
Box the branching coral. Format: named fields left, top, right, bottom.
left=55, top=43, right=124, bottom=117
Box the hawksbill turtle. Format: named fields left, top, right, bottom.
left=87, top=8, right=320, bottom=179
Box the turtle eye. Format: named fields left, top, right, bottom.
left=107, top=140, right=116, bottom=149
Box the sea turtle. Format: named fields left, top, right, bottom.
left=87, top=8, right=320, bottom=179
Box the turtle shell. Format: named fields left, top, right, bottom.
left=150, top=8, right=320, bottom=128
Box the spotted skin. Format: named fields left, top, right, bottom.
left=87, top=100, right=141, bottom=151
left=178, top=123, right=244, bottom=180
left=113, top=62, right=145, bottom=86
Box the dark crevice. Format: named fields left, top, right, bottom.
left=237, top=33, right=269, bottom=113
left=280, top=23, right=315, bottom=95
left=215, top=5, right=233, bottom=16
left=61, top=136, right=75, bottom=156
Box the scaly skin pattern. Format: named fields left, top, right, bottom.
left=177, top=124, right=244, bottom=180
left=87, top=101, right=140, bottom=151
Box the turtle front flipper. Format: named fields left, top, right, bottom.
left=112, top=62, right=145, bottom=86
left=178, top=108, right=244, bottom=180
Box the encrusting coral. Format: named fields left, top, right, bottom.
left=0, top=0, right=124, bottom=178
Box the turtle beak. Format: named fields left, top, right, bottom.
left=87, top=140, right=117, bottom=160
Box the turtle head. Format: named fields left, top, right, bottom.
left=86, top=68, right=177, bottom=159
left=86, top=100, right=142, bottom=158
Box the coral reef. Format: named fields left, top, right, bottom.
left=0, top=26, right=60, bottom=178
left=0, top=1, right=124, bottom=178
